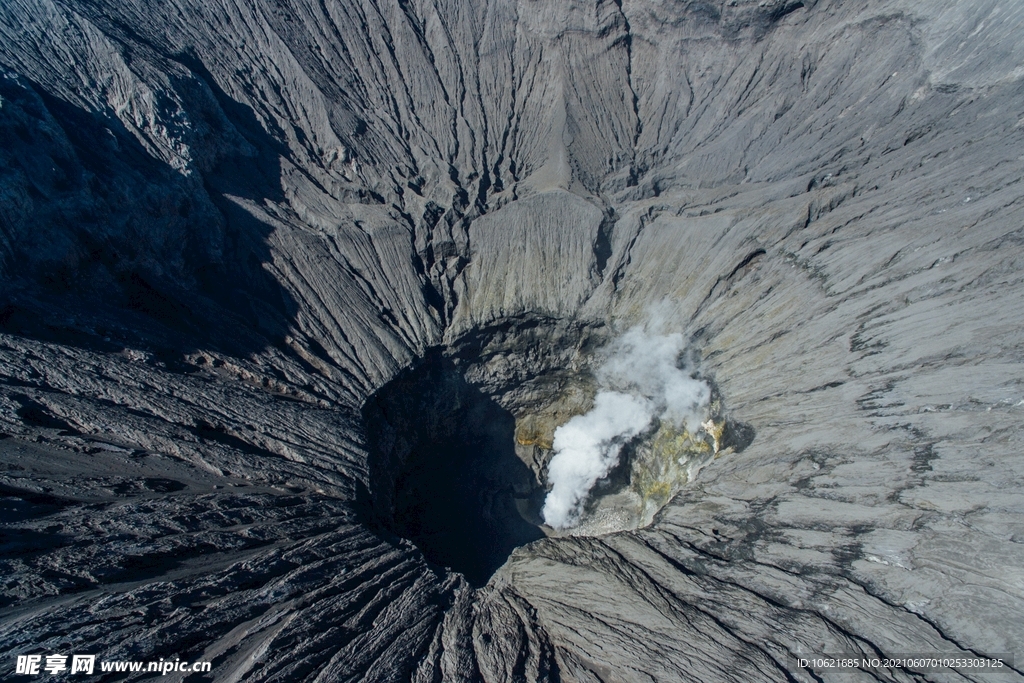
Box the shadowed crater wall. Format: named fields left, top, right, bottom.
left=362, top=351, right=545, bottom=587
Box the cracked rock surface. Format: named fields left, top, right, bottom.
left=2, top=0, right=1024, bottom=680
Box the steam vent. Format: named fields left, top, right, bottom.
left=2, top=0, right=1024, bottom=680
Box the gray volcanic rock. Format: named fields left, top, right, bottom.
left=1, top=0, right=1024, bottom=681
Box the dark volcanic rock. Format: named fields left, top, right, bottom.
left=1, top=0, right=1023, bottom=680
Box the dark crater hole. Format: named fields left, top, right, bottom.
left=361, top=351, right=545, bottom=587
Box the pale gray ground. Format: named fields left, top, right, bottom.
left=1, top=0, right=1023, bottom=680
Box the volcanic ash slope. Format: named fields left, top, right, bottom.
left=1, top=0, right=1024, bottom=681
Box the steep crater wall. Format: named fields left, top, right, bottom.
left=1, top=0, right=1023, bottom=681
left=362, top=319, right=754, bottom=586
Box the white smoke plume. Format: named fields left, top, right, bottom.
left=541, top=327, right=711, bottom=529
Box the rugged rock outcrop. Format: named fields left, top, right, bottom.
left=2, top=0, right=1023, bottom=680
